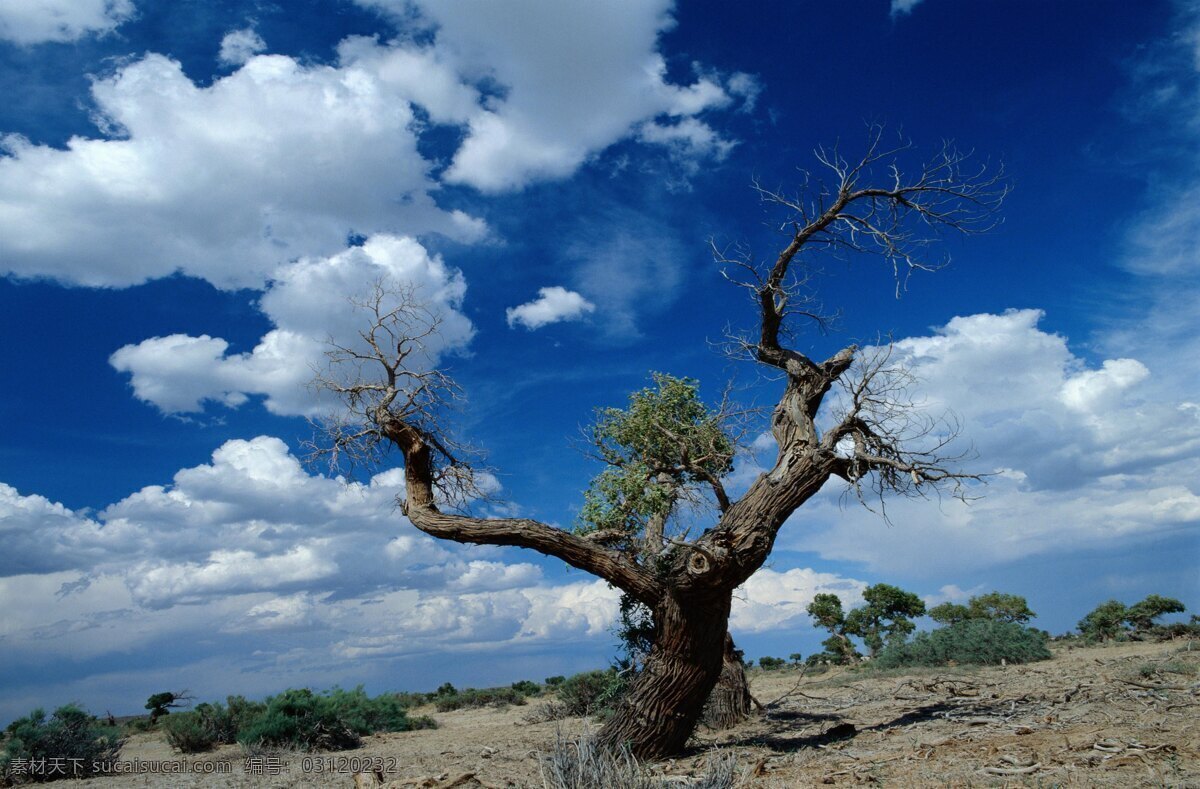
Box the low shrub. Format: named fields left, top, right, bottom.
left=758, top=656, right=786, bottom=671
left=555, top=669, right=626, bottom=718
left=540, top=729, right=736, bottom=789
left=157, top=686, right=433, bottom=754
left=511, top=679, right=542, bottom=696
left=545, top=676, right=566, bottom=687
left=1, top=705, right=122, bottom=782
left=433, top=686, right=527, bottom=712
left=875, top=620, right=1051, bottom=669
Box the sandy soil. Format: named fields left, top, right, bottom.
left=25, top=639, right=1200, bottom=787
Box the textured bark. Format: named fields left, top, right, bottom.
left=596, top=593, right=731, bottom=759
left=702, top=632, right=753, bottom=730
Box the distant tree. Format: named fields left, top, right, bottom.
left=758, top=656, right=786, bottom=670
left=1078, top=600, right=1129, bottom=642
left=788, top=652, right=804, bottom=666
left=844, top=583, right=927, bottom=657
left=1124, top=595, right=1186, bottom=634
left=968, top=592, right=1035, bottom=623
left=145, top=691, right=192, bottom=723
left=928, top=602, right=971, bottom=626
left=806, top=593, right=860, bottom=663
left=930, top=592, right=1035, bottom=626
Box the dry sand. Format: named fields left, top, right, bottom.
left=24, top=639, right=1200, bottom=787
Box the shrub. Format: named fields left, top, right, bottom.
left=540, top=729, right=736, bottom=789
left=875, top=620, right=1051, bottom=668
left=1, top=705, right=122, bottom=782
left=545, top=676, right=566, bottom=687
left=227, top=686, right=430, bottom=752
left=556, top=669, right=626, bottom=718
left=434, top=685, right=527, bottom=712
left=758, top=656, right=786, bottom=670
left=511, top=680, right=542, bottom=696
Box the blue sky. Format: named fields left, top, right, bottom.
left=1, top=0, right=1198, bottom=723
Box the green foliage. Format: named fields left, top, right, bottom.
left=555, top=669, right=627, bottom=718
left=545, top=676, right=566, bottom=687
left=757, top=656, right=786, bottom=670
left=809, top=585, right=925, bottom=659
left=1, top=705, right=122, bottom=782
left=144, top=691, right=188, bottom=722
left=435, top=682, right=457, bottom=697
left=931, top=592, right=1035, bottom=626
left=966, top=592, right=1035, bottom=623
left=928, top=602, right=971, bottom=625
left=433, top=686, right=528, bottom=712
left=875, top=620, right=1051, bottom=668
left=807, top=593, right=846, bottom=632
left=1078, top=595, right=1189, bottom=642
left=788, top=653, right=804, bottom=665
left=845, top=583, right=927, bottom=657
left=1125, top=595, right=1186, bottom=632
left=1078, top=600, right=1131, bottom=642
left=511, top=680, right=542, bottom=696
left=222, top=686, right=429, bottom=752
left=577, top=373, right=734, bottom=549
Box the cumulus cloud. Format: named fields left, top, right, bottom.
left=359, top=0, right=739, bottom=192
left=0, top=0, right=134, bottom=45
left=506, top=286, right=595, bottom=330
left=890, top=0, right=925, bottom=17
left=110, top=235, right=474, bottom=416
left=0, top=46, right=486, bottom=289
left=217, top=27, right=267, bottom=67
left=783, top=310, right=1200, bottom=575
left=731, top=568, right=866, bottom=634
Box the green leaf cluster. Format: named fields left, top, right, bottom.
left=2, top=705, right=122, bottom=782
left=874, top=619, right=1051, bottom=668
left=928, top=592, right=1035, bottom=626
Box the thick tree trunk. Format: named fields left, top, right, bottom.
left=596, top=592, right=730, bottom=759
left=701, top=632, right=753, bottom=729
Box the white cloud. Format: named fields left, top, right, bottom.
left=359, top=0, right=738, bottom=192
left=506, top=286, right=595, bottom=330
left=110, top=235, right=474, bottom=416
left=0, top=0, right=133, bottom=44
left=0, top=47, right=485, bottom=289
left=731, top=568, right=866, bottom=634
left=784, top=310, right=1200, bottom=575
left=639, top=117, right=738, bottom=162
left=890, top=0, right=925, bottom=17
left=218, top=27, right=267, bottom=67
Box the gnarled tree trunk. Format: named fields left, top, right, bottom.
left=596, top=592, right=731, bottom=759
left=702, top=632, right=754, bottom=729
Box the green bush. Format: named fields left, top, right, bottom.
left=1, top=705, right=122, bottom=782
left=152, top=686, right=433, bottom=753
left=555, top=669, right=626, bottom=718
left=511, top=680, right=542, bottom=696
left=875, top=620, right=1051, bottom=668
left=757, top=656, right=786, bottom=671
left=545, top=676, right=566, bottom=687
left=433, top=686, right=528, bottom=712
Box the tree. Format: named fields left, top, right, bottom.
left=967, top=592, right=1035, bottom=624
left=806, top=593, right=860, bottom=663
left=145, top=691, right=192, bottom=723
left=928, top=602, right=971, bottom=626
left=930, top=591, right=1035, bottom=625
left=1124, top=595, right=1185, bottom=634
left=1078, top=600, right=1129, bottom=642
left=843, top=583, right=926, bottom=657
left=312, top=127, right=1005, bottom=758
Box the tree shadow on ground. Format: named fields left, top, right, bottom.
left=714, top=702, right=959, bottom=753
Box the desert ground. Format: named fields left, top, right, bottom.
left=30, top=639, right=1200, bottom=788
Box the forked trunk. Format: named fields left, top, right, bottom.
left=597, top=592, right=730, bottom=759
